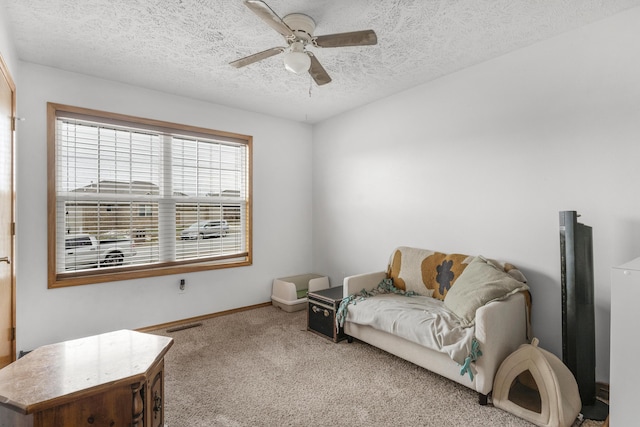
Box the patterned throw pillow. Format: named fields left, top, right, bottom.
left=387, top=247, right=473, bottom=300
left=387, top=247, right=527, bottom=301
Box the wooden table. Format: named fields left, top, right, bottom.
left=0, top=329, right=173, bottom=427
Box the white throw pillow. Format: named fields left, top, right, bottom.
left=444, top=255, right=529, bottom=326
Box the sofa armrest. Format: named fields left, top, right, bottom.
left=343, top=271, right=387, bottom=298
left=473, top=292, right=528, bottom=394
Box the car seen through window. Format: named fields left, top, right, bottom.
left=180, top=220, right=230, bottom=240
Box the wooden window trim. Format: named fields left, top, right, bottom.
left=47, top=103, right=253, bottom=288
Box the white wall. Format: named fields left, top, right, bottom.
left=312, top=7, right=640, bottom=383
left=15, top=63, right=314, bottom=353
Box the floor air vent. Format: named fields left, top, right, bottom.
left=493, top=338, right=581, bottom=427
left=166, top=322, right=203, bottom=333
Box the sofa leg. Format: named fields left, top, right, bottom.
left=478, top=393, right=488, bottom=405
left=347, top=336, right=354, bottom=343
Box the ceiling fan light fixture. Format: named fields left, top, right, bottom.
left=283, top=50, right=310, bottom=74
left=233, top=1, right=377, bottom=85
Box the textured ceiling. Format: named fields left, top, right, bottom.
left=3, top=0, right=640, bottom=123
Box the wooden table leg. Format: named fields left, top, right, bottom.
left=132, top=382, right=144, bottom=426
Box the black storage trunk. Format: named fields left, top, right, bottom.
left=307, top=286, right=346, bottom=342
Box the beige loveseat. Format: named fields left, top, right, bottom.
left=341, top=247, right=530, bottom=404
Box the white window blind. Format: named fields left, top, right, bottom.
left=50, top=104, right=251, bottom=286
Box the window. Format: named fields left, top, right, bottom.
left=48, top=103, right=252, bottom=288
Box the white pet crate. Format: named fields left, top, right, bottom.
left=271, top=274, right=330, bottom=312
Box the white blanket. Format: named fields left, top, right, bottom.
left=344, top=293, right=475, bottom=365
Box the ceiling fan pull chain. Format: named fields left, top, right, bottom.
left=309, top=75, right=313, bottom=98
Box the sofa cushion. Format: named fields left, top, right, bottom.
left=388, top=247, right=473, bottom=299
left=343, top=293, right=476, bottom=365
left=443, top=255, right=529, bottom=326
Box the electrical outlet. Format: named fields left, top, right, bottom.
left=178, top=278, right=186, bottom=294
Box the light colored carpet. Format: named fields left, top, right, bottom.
left=151, top=305, right=604, bottom=427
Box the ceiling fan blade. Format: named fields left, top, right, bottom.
left=313, top=30, right=377, bottom=48
left=230, top=47, right=284, bottom=68
left=308, top=54, right=331, bottom=86
left=244, top=0, right=294, bottom=38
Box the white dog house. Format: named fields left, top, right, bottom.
left=493, top=338, right=581, bottom=427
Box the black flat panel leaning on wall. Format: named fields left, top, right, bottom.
left=559, top=210, right=595, bottom=405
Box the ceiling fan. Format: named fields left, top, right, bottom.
left=230, top=0, right=378, bottom=86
